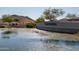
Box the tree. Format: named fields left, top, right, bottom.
left=36, top=16, right=44, bottom=23
left=66, top=13, right=78, bottom=19
left=43, top=8, right=65, bottom=21
left=2, top=15, right=15, bottom=22
left=2, top=15, right=20, bottom=22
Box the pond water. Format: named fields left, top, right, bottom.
left=0, top=28, right=79, bottom=51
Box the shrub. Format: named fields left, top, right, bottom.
left=36, top=17, right=44, bottom=23
left=26, top=23, right=36, bottom=28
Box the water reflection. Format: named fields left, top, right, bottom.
left=1, top=30, right=17, bottom=39
left=41, top=39, right=79, bottom=50
left=42, top=39, right=79, bottom=46
left=0, top=28, right=79, bottom=51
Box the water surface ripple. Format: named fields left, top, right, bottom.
left=0, top=28, right=79, bottom=51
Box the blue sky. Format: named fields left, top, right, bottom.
left=0, top=7, right=79, bottom=20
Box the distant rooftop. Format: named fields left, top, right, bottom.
left=59, top=18, right=79, bottom=21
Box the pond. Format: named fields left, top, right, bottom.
left=0, top=28, right=79, bottom=51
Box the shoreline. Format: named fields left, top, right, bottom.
left=33, top=29, right=79, bottom=41
left=0, top=28, right=79, bottom=41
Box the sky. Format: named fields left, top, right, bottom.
left=0, top=7, right=79, bottom=20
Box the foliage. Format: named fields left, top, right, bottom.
left=36, top=17, right=44, bottom=23
left=26, top=23, right=36, bottom=28
left=66, top=13, right=78, bottom=19
left=14, top=18, right=19, bottom=22
left=2, top=15, right=19, bottom=22
left=43, top=8, right=65, bottom=21
left=2, top=15, right=15, bottom=22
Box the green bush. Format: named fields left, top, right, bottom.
left=36, top=17, right=44, bottom=23
left=26, top=23, right=36, bottom=28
